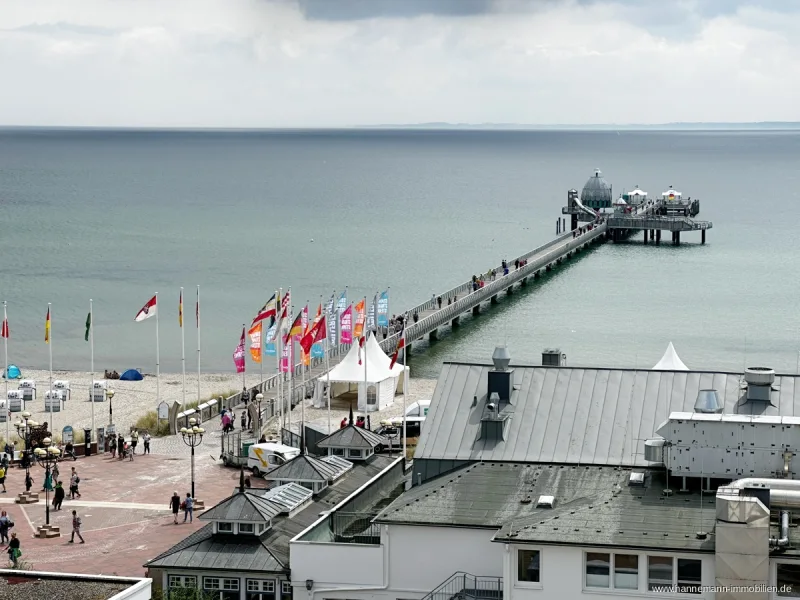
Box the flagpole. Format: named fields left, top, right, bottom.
left=48, top=303, right=54, bottom=438
left=325, top=333, right=331, bottom=435
left=196, top=285, right=201, bottom=404
left=3, top=301, right=8, bottom=448
left=363, top=298, right=368, bottom=428
left=301, top=300, right=307, bottom=454
left=402, top=314, right=408, bottom=461
left=288, top=296, right=293, bottom=437
left=181, top=288, right=186, bottom=408
left=387, top=286, right=391, bottom=334
left=90, top=299, right=95, bottom=442
left=276, top=288, right=282, bottom=433
left=155, top=292, right=160, bottom=406
left=242, top=323, right=246, bottom=392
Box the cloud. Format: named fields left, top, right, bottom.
left=0, top=0, right=799, bottom=126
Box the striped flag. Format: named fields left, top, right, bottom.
left=251, top=293, right=277, bottom=326
left=286, top=310, right=304, bottom=343
left=179, top=289, right=183, bottom=328
left=389, top=317, right=406, bottom=369
left=135, top=295, right=157, bottom=322
left=45, top=307, right=51, bottom=343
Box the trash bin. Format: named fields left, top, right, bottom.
left=84, top=428, right=92, bottom=457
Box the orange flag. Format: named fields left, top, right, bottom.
left=248, top=322, right=262, bottom=363
left=353, top=299, right=366, bottom=338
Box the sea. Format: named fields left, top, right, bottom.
left=0, top=128, right=798, bottom=379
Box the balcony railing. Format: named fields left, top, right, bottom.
left=422, top=572, right=503, bottom=600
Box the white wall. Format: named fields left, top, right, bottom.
left=504, top=544, right=716, bottom=600
left=291, top=540, right=384, bottom=588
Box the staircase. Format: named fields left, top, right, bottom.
left=421, top=572, right=502, bottom=600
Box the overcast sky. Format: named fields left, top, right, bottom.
left=1, top=0, right=799, bottom=127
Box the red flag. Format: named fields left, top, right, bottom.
left=300, top=315, right=326, bottom=355
left=389, top=319, right=406, bottom=369
left=1, top=317, right=7, bottom=339
left=134, top=295, right=157, bottom=322
left=357, top=334, right=366, bottom=365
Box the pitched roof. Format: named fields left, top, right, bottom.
left=199, top=492, right=284, bottom=523
left=317, top=424, right=388, bottom=449
left=376, top=462, right=716, bottom=553
left=264, top=454, right=339, bottom=482
left=415, top=362, right=800, bottom=468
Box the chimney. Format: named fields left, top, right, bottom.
left=694, top=389, right=723, bottom=414
left=744, top=367, right=776, bottom=403
left=488, top=346, right=513, bottom=403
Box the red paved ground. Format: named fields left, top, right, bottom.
left=0, top=449, right=263, bottom=576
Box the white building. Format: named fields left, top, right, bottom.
left=290, top=351, right=800, bottom=600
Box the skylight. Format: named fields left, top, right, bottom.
left=320, top=455, right=354, bottom=481
left=263, top=483, right=313, bottom=514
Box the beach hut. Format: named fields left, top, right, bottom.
left=120, top=369, right=144, bottom=381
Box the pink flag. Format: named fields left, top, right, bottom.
left=280, top=339, right=293, bottom=373
left=233, top=327, right=246, bottom=374
left=340, top=304, right=353, bottom=344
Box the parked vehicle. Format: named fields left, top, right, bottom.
left=247, top=442, right=300, bottom=477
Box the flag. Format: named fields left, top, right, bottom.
left=45, top=307, right=51, bottom=343
left=264, top=322, right=278, bottom=356
left=248, top=322, right=262, bottom=363
left=377, top=290, right=389, bottom=327
left=1, top=315, right=8, bottom=339
left=233, top=327, right=246, bottom=373
left=287, top=310, right=304, bottom=342
left=280, top=289, right=291, bottom=318
left=135, top=295, right=157, bottom=322
left=280, top=340, right=292, bottom=373
left=340, top=305, right=353, bottom=344
left=252, top=293, right=277, bottom=325
left=389, top=317, right=406, bottom=369
left=336, top=290, right=347, bottom=312
left=84, top=312, right=91, bottom=342
left=326, top=293, right=338, bottom=345
left=366, top=296, right=376, bottom=330
left=354, top=299, right=366, bottom=339
left=179, top=289, right=183, bottom=328
left=310, top=304, right=324, bottom=358
left=300, top=315, right=326, bottom=355
left=301, top=305, right=309, bottom=335
left=196, top=287, right=200, bottom=328
left=357, top=333, right=366, bottom=365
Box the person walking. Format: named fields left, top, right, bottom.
left=42, top=468, right=53, bottom=493
left=240, top=411, right=246, bottom=431
left=0, top=511, right=11, bottom=544
left=170, top=492, right=181, bottom=524
left=117, top=433, right=125, bottom=460
left=24, top=472, right=33, bottom=493
left=142, top=432, right=151, bottom=455
left=183, top=493, right=193, bottom=523
left=130, top=429, right=139, bottom=455
left=0, top=464, right=6, bottom=493
left=69, top=468, right=81, bottom=499
left=53, top=481, right=65, bottom=511
left=5, top=532, right=20, bottom=566
left=68, top=510, right=84, bottom=544
left=109, top=435, right=117, bottom=459
left=52, top=463, right=60, bottom=486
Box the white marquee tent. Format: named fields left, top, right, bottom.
left=313, top=334, right=407, bottom=412
left=652, top=342, right=690, bottom=371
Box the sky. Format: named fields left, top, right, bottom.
left=1, top=0, right=799, bottom=127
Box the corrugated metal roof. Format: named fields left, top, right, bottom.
left=264, top=454, right=339, bottom=482
left=317, top=425, right=388, bottom=449
left=199, top=492, right=284, bottom=523
left=376, top=462, right=716, bottom=552
left=415, top=364, right=800, bottom=467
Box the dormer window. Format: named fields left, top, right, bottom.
left=218, top=522, right=233, bottom=533
left=239, top=523, right=254, bottom=534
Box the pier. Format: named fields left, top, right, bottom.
left=186, top=170, right=712, bottom=434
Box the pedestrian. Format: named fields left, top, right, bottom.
left=53, top=481, right=65, bottom=511
left=0, top=511, right=11, bottom=544
left=109, top=435, right=117, bottom=458
left=142, top=431, right=151, bottom=455
left=240, top=411, right=246, bottom=430
left=42, top=468, right=53, bottom=493
left=52, top=463, right=60, bottom=486
left=117, top=434, right=125, bottom=460
left=340, top=417, right=347, bottom=429
left=430, top=294, right=436, bottom=309
left=0, top=464, right=6, bottom=493
left=24, top=472, right=33, bottom=493
left=437, top=296, right=442, bottom=309
left=5, top=532, right=20, bottom=566
left=183, top=493, right=194, bottom=523
left=68, top=510, right=85, bottom=544
left=170, top=491, right=181, bottom=524
left=130, top=429, right=139, bottom=455
left=69, top=467, right=81, bottom=499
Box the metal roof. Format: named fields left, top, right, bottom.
left=317, top=424, right=388, bottom=449
left=415, top=363, right=800, bottom=468
left=376, top=462, right=716, bottom=552
left=262, top=483, right=313, bottom=514
left=581, top=170, right=612, bottom=204
left=199, top=492, right=284, bottom=523
left=264, top=454, right=339, bottom=483
left=320, top=455, right=355, bottom=479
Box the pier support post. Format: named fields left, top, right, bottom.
left=472, top=305, right=480, bottom=316
left=429, top=329, right=438, bottom=341
left=701, top=230, right=706, bottom=245
left=491, top=295, right=498, bottom=304
left=506, top=287, right=513, bottom=296
left=675, top=232, right=681, bottom=246
left=545, top=264, right=552, bottom=272
left=656, top=230, right=661, bottom=245
left=556, top=219, right=560, bottom=234
left=643, top=229, right=648, bottom=245
left=571, top=214, right=578, bottom=231
left=521, top=277, right=527, bottom=286
left=452, top=316, right=460, bottom=327
left=534, top=271, right=540, bottom=279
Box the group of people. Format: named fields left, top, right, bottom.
left=169, top=491, right=195, bottom=524
left=220, top=407, right=238, bottom=433
left=339, top=414, right=371, bottom=429
left=109, top=429, right=149, bottom=459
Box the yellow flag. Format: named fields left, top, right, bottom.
left=179, top=289, right=183, bottom=328
left=45, top=307, right=51, bottom=343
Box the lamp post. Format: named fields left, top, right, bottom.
left=14, top=412, right=35, bottom=475
left=106, top=388, right=115, bottom=426
left=255, top=393, right=263, bottom=436
left=33, top=438, right=61, bottom=530
left=180, top=417, right=204, bottom=501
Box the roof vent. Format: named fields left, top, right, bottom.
left=744, top=367, right=776, bottom=402
left=628, top=472, right=645, bottom=487
left=542, top=348, right=561, bottom=367
left=536, top=495, right=555, bottom=509
left=694, top=389, right=723, bottom=414
left=492, top=346, right=511, bottom=371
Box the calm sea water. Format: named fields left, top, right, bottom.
left=0, top=128, right=798, bottom=378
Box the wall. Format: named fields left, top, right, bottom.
left=504, top=544, right=716, bottom=600
left=291, top=539, right=384, bottom=589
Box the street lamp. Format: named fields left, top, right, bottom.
left=33, top=438, right=61, bottom=531
left=106, top=389, right=115, bottom=426
left=14, top=412, right=35, bottom=474
left=255, top=393, right=263, bottom=435
left=180, top=417, right=204, bottom=501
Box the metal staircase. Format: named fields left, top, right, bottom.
left=421, top=572, right=503, bottom=600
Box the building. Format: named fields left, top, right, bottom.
left=289, top=349, right=800, bottom=600
left=0, top=570, right=151, bottom=600
left=145, top=453, right=401, bottom=600
left=580, top=169, right=612, bottom=210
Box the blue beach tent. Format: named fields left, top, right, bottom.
left=120, top=369, right=143, bottom=381
left=3, top=365, right=21, bottom=379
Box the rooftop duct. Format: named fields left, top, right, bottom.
left=488, top=347, right=514, bottom=403
left=694, top=389, right=723, bottom=414
left=492, top=346, right=511, bottom=371
left=744, top=367, right=776, bottom=402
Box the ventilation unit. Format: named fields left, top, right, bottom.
left=542, top=349, right=562, bottom=367
left=744, top=367, right=776, bottom=402
left=628, top=472, right=645, bottom=487
left=694, top=389, right=723, bottom=413
left=537, top=495, right=555, bottom=508
left=488, top=346, right=513, bottom=403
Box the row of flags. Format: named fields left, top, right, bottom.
left=134, top=290, right=200, bottom=328
left=0, top=306, right=88, bottom=344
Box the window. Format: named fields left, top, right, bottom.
left=281, top=581, right=293, bottom=598
left=239, top=523, right=255, bottom=534
left=348, top=449, right=362, bottom=459
left=614, top=554, right=639, bottom=590
left=168, top=575, right=197, bottom=588
left=517, top=549, right=540, bottom=583
left=648, top=556, right=674, bottom=591
left=677, top=559, right=702, bottom=594
left=367, top=385, right=377, bottom=405
left=204, top=577, right=240, bottom=600
left=246, top=579, right=275, bottom=600
left=217, top=522, right=233, bottom=533
left=331, top=448, right=345, bottom=456
left=585, top=552, right=610, bottom=588
left=777, top=563, right=800, bottom=597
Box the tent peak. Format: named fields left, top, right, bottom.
left=652, top=342, right=689, bottom=371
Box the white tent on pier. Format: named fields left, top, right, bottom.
left=313, top=334, right=407, bottom=412
left=652, top=342, right=690, bottom=371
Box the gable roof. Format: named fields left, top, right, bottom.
left=317, top=424, right=388, bottom=449
left=264, top=454, right=339, bottom=482
left=415, top=363, right=800, bottom=468
left=199, top=492, right=284, bottom=523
